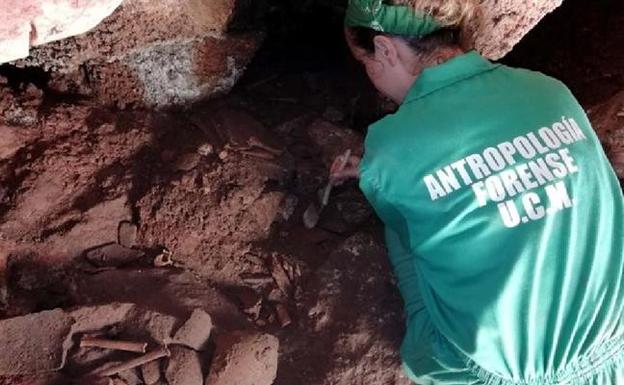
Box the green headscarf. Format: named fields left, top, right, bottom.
left=344, top=0, right=442, bottom=38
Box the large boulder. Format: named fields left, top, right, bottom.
left=0, top=0, right=123, bottom=63
left=475, top=0, right=563, bottom=59
left=5, top=0, right=262, bottom=108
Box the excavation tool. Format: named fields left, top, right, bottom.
left=303, top=149, right=352, bottom=229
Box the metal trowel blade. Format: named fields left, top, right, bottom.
left=302, top=201, right=321, bottom=229
left=302, top=149, right=351, bottom=229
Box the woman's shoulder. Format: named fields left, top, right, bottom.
left=496, top=62, right=573, bottom=94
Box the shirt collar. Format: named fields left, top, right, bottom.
left=403, top=50, right=500, bottom=103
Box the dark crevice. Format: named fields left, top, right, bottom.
left=0, top=64, right=50, bottom=90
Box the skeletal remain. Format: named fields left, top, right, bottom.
left=91, top=346, right=170, bottom=377
left=80, top=337, right=147, bottom=353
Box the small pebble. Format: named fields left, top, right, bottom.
left=165, top=346, right=203, bottom=385
left=197, top=143, right=214, bottom=156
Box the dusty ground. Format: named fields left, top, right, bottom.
left=0, top=0, right=623, bottom=384
left=0, top=46, right=407, bottom=384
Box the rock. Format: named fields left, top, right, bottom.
left=123, top=308, right=179, bottom=344
left=118, top=221, right=138, bottom=248
left=141, top=360, right=162, bottom=385
left=206, top=331, right=279, bottom=385
left=69, top=303, right=136, bottom=335
left=171, top=308, right=213, bottom=351
left=197, top=143, right=214, bottom=156
left=118, top=368, right=142, bottom=385
left=0, top=0, right=123, bottom=63
left=85, top=243, right=145, bottom=268
left=9, top=0, right=263, bottom=108
left=0, top=308, right=74, bottom=375
left=165, top=346, right=203, bottom=385
left=475, top=0, right=563, bottom=59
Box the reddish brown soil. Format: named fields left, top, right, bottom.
left=0, top=64, right=407, bottom=384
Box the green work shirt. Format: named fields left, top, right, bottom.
left=359, top=51, right=624, bottom=384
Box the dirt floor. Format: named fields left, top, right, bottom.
left=0, top=0, right=623, bottom=384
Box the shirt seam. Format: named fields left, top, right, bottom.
left=404, top=64, right=502, bottom=105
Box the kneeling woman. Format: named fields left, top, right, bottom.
left=333, top=1, right=624, bottom=384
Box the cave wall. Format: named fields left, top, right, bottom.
left=476, top=0, right=563, bottom=60
left=0, top=0, right=563, bottom=108
left=5, top=0, right=263, bottom=108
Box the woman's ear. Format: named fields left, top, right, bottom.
left=372, top=35, right=399, bottom=67
left=363, top=56, right=384, bottom=80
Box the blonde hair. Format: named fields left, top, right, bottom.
left=391, top=0, right=481, bottom=48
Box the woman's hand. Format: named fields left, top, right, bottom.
left=329, top=153, right=361, bottom=185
